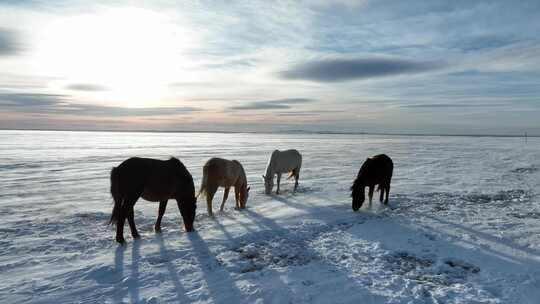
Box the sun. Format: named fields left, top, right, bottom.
left=32, top=8, right=195, bottom=108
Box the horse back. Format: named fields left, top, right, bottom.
left=204, top=157, right=240, bottom=187
left=117, top=157, right=192, bottom=201
left=270, top=149, right=302, bottom=172
left=358, top=154, right=393, bottom=185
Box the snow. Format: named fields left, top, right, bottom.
left=1, top=130, right=539, bottom=303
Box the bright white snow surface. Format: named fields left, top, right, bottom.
left=1, top=130, right=540, bottom=304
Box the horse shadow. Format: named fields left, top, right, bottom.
left=186, top=232, right=244, bottom=303
left=240, top=209, right=391, bottom=302
left=268, top=191, right=354, bottom=216
left=154, top=234, right=192, bottom=303
left=112, top=240, right=141, bottom=303
left=419, top=212, right=540, bottom=262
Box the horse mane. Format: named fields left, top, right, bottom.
left=350, top=176, right=361, bottom=197
left=232, top=160, right=248, bottom=188
left=168, top=157, right=194, bottom=188
left=351, top=159, right=371, bottom=196
left=264, top=150, right=279, bottom=177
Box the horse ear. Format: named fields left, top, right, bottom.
left=261, top=175, right=265, bottom=180
left=247, top=186, right=250, bottom=192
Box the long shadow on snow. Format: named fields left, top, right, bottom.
left=155, top=234, right=192, bottom=303
left=186, top=231, right=244, bottom=303
left=111, top=242, right=140, bottom=303
left=394, top=191, right=540, bottom=259
left=270, top=193, right=346, bottom=214
left=245, top=203, right=537, bottom=302
left=419, top=213, right=540, bottom=264
left=239, top=209, right=391, bottom=303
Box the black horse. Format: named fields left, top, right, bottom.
left=109, top=157, right=196, bottom=244
left=351, top=154, right=393, bottom=211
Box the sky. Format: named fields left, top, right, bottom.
left=0, top=0, right=539, bottom=135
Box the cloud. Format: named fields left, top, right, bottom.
left=452, top=34, right=521, bottom=52
left=280, top=57, right=443, bottom=82
left=0, top=28, right=21, bottom=56
left=276, top=110, right=343, bottom=116
left=0, top=93, right=63, bottom=106
left=0, top=92, right=201, bottom=116
left=401, top=103, right=507, bottom=109
left=65, top=84, right=108, bottom=91
left=228, top=98, right=315, bottom=110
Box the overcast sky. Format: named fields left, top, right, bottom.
left=1, top=0, right=539, bottom=135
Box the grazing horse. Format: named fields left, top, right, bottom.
left=198, top=157, right=250, bottom=216
left=351, top=154, right=393, bottom=211
left=109, top=157, right=196, bottom=244
left=262, top=149, right=302, bottom=195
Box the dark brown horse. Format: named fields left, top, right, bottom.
left=109, top=157, right=196, bottom=244
left=351, top=154, right=393, bottom=211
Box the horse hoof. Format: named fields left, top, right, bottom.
left=155, top=228, right=162, bottom=233
left=133, top=234, right=141, bottom=239
left=116, top=237, right=126, bottom=245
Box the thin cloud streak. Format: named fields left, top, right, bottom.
left=401, top=103, right=508, bottom=108
left=65, top=84, right=108, bottom=91
left=279, top=57, right=444, bottom=82
left=228, top=98, right=315, bottom=110
left=0, top=92, right=201, bottom=116
left=0, top=28, right=21, bottom=56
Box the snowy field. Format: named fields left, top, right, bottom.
left=1, top=130, right=540, bottom=304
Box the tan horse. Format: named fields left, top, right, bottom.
left=198, top=157, right=250, bottom=216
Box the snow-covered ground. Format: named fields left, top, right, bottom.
left=1, top=130, right=540, bottom=303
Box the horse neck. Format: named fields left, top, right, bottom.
left=265, top=153, right=277, bottom=177
left=178, top=168, right=195, bottom=196
left=264, top=163, right=274, bottom=178
left=234, top=164, right=246, bottom=187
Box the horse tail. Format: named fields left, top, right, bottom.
left=288, top=153, right=302, bottom=180
left=197, top=166, right=208, bottom=198
left=287, top=165, right=301, bottom=180
left=287, top=171, right=296, bottom=180
left=109, top=166, right=123, bottom=225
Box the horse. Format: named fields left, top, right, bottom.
left=109, top=157, right=197, bottom=244
left=350, top=154, right=393, bottom=211
left=197, top=157, right=250, bottom=216
left=262, top=149, right=302, bottom=195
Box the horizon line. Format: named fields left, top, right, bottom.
left=1, top=128, right=538, bottom=138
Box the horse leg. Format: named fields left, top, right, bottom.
left=116, top=193, right=140, bottom=244
left=276, top=173, right=281, bottom=194
left=384, top=183, right=391, bottom=205
left=220, top=187, right=230, bottom=212
left=379, top=185, right=384, bottom=203
left=368, top=185, right=374, bottom=207
left=206, top=184, right=218, bottom=217
left=235, top=187, right=240, bottom=209
left=127, top=207, right=140, bottom=239
left=155, top=200, right=168, bottom=233
left=293, top=169, right=299, bottom=192
left=115, top=210, right=127, bottom=244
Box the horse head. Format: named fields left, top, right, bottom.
left=262, top=175, right=273, bottom=194
left=180, top=194, right=197, bottom=232
left=240, top=185, right=250, bottom=208
left=351, top=180, right=365, bottom=211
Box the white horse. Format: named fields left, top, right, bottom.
left=262, top=149, right=302, bottom=194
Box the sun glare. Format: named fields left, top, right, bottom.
left=33, top=8, right=194, bottom=108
